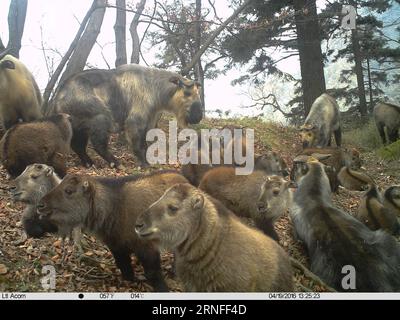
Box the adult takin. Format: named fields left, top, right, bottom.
left=11, top=164, right=59, bottom=238
left=0, top=113, right=72, bottom=178
left=135, top=183, right=294, bottom=292
left=290, top=158, right=400, bottom=292
left=299, top=93, right=341, bottom=148
left=50, top=64, right=203, bottom=168
left=374, top=102, right=400, bottom=144
left=0, top=50, right=42, bottom=130
left=37, top=170, right=188, bottom=291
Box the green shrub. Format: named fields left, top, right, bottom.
left=377, top=140, right=400, bottom=161
left=342, top=119, right=382, bottom=151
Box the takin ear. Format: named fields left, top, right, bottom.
left=311, top=153, right=332, bottom=161
left=191, top=193, right=204, bottom=210
left=82, top=180, right=91, bottom=193
left=169, top=76, right=184, bottom=88
left=1, top=60, right=15, bottom=70
left=45, top=167, right=54, bottom=177
left=286, top=181, right=298, bottom=189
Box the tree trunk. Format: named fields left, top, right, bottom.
left=293, top=0, right=326, bottom=117
left=114, top=0, right=127, bottom=67
left=351, top=28, right=368, bottom=116
left=130, top=0, right=146, bottom=64
left=59, top=0, right=106, bottom=85
left=366, top=55, right=373, bottom=112
left=181, top=0, right=252, bottom=76
left=7, top=0, right=27, bottom=58
left=194, top=0, right=205, bottom=114
left=0, top=37, right=5, bottom=51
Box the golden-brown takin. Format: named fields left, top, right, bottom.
left=356, top=185, right=400, bottom=235
left=37, top=170, right=188, bottom=291
left=198, top=166, right=294, bottom=241
left=0, top=52, right=42, bottom=130
left=135, top=183, right=294, bottom=292
left=0, top=114, right=72, bottom=178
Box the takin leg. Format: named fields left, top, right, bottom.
left=376, top=122, right=387, bottom=145
left=255, top=218, right=280, bottom=242
left=125, top=117, right=149, bottom=167
left=135, top=244, right=169, bottom=292
left=334, top=128, right=342, bottom=147
left=388, top=127, right=399, bottom=144
left=70, top=128, right=93, bottom=167
left=110, top=248, right=135, bottom=281
left=50, top=153, right=67, bottom=178
left=89, top=115, right=120, bottom=168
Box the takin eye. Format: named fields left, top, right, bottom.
left=184, top=91, right=192, bottom=97
left=272, top=188, right=280, bottom=196
left=30, top=174, right=38, bottom=180
left=168, top=204, right=179, bottom=215
left=64, top=188, right=74, bottom=196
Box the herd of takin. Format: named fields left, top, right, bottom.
left=1, top=50, right=400, bottom=292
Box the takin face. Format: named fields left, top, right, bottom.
left=11, top=163, right=60, bottom=204
left=168, top=76, right=203, bottom=127
left=256, top=176, right=295, bottom=222
left=135, top=183, right=202, bottom=251
left=299, top=124, right=319, bottom=148
left=11, top=163, right=60, bottom=238
left=255, top=151, right=289, bottom=177
left=37, top=175, right=90, bottom=237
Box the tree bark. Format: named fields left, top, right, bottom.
left=7, top=0, right=27, bottom=58
left=351, top=28, right=368, bottom=116
left=293, top=0, right=326, bottom=117
left=114, top=0, right=127, bottom=67
left=130, top=0, right=146, bottom=64
left=366, top=56, right=373, bottom=112
left=58, top=0, right=106, bottom=85
left=0, top=37, right=5, bottom=51
left=42, top=0, right=101, bottom=114
left=194, top=0, right=205, bottom=114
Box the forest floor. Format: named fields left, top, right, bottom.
left=0, top=117, right=399, bottom=292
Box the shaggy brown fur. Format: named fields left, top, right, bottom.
left=198, top=166, right=293, bottom=240
left=0, top=114, right=72, bottom=178
left=50, top=65, right=202, bottom=167
left=135, top=183, right=294, bottom=292
left=37, top=170, right=188, bottom=291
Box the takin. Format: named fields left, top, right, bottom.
left=37, top=170, right=188, bottom=291
left=0, top=113, right=72, bottom=178
left=135, top=183, right=294, bottom=292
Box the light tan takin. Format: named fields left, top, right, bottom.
left=135, top=183, right=294, bottom=292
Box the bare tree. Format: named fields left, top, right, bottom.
left=0, top=0, right=27, bottom=57
left=42, top=0, right=104, bottom=113
left=114, top=0, right=127, bottom=67
left=194, top=0, right=205, bottom=113
left=130, top=0, right=147, bottom=64
left=181, top=0, right=252, bottom=75
left=59, top=0, right=107, bottom=84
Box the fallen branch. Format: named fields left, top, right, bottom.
left=290, top=257, right=337, bottom=292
